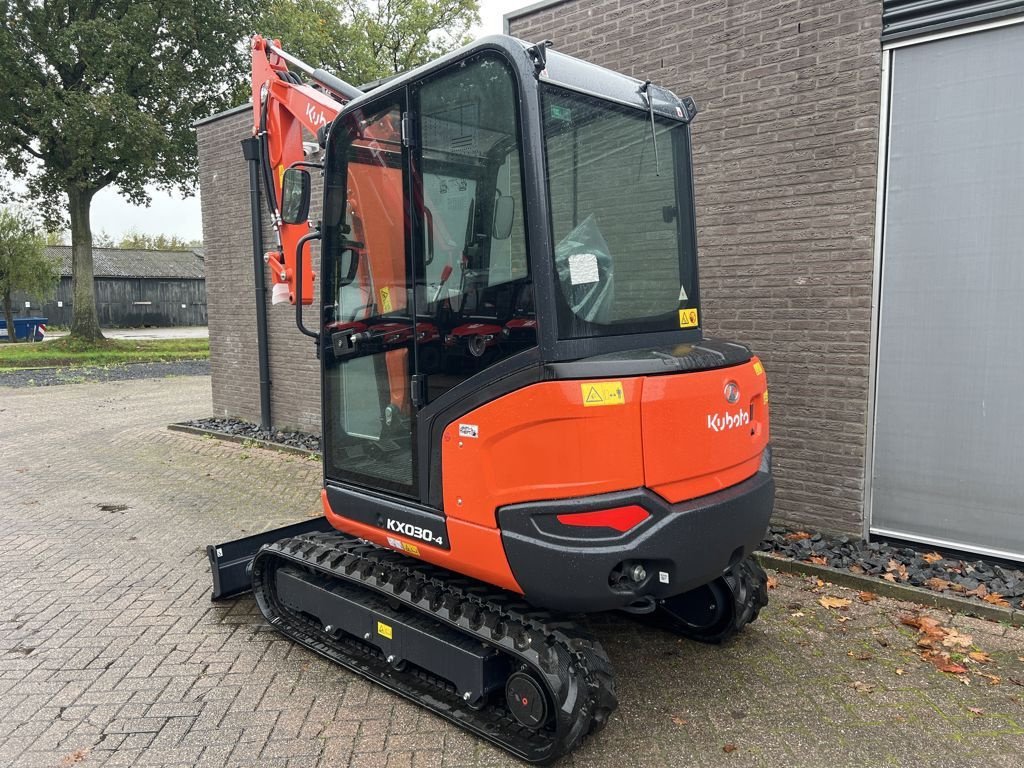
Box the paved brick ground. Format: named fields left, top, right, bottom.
left=2, top=376, right=1023, bottom=768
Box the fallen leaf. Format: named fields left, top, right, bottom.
left=941, top=629, right=973, bottom=649
left=671, top=715, right=688, bottom=726
left=982, top=593, right=1010, bottom=607
left=790, top=611, right=805, bottom=617
left=837, top=616, right=852, bottom=623
left=857, top=591, right=879, bottom=603
left=847, top=650, right=872, bottom=661
left=808, top=555, right=828, bottom=566
left=723, top=744, right=738, bottom=754
left=851, top=681, right=875, bottom=693
left=785, top=531, right=812, bottom=541
left=922, top=552, right=943, bottom=564
left=968, top=651, right=992, bottom=663
left=895, top=668, right=905, bottom=675
left=60, top=749, right=90, bottom=768
left=976, top=673, right=1001, bottom=686
left=883, top=573, right=897, bottom=582
left=766, top=575, right=778, bottom=590
left=849, top=564, right=866, bottom=575
left=937, top=661, right=968, bottom=675
left=924, top=577, right=953, bottom=592
left=967, top=707, right=984, bottom=715
left=819, top=596, right=852, bottom=610
left=964, top=584, right=989, bottom=599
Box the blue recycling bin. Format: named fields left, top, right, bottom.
left=0, top=317, right=48, bottom=342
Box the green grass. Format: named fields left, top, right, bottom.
left=0, top=337, right=209, bottom=370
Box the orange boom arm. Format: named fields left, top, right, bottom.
left=250, top=35, right=360, bottom=305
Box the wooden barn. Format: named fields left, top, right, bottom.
left=20, top=246, right=208, bottom=328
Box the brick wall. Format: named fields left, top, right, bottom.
left=509, top=0, right=882, bottom=534
left=197, top=108, right=323, bottom=433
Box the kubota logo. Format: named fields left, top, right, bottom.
left=707, top=408, right=750, bottom=433
left=305, top=103, right=328, bottom=129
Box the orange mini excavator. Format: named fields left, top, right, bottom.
left=208, top=34, right=774, bottom=764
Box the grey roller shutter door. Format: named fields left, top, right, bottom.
left=872, top=22, right=1024, bottom=559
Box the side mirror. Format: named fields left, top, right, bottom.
left=492, top=194, right=515, bottom=240
left=281, top=168, right=311, bottom=225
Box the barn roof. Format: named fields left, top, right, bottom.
left=47, top=246, right=205, bottom=280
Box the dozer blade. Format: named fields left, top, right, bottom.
left=251, top=532, right=617, bottom=764
left=206, top=516, right=335, bottom=600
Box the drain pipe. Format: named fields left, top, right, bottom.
left=241, top=136, right=273, bottom=430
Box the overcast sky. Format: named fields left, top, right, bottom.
left=84, top=0, right=536, bottom=243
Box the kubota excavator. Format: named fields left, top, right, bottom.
left=208, top=33, right=774, bottom=764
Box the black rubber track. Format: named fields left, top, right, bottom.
left=250, top=532, right=617, bottom=765
left=649, top=556, right=769, bottom=644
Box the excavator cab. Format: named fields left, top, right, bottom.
left=211, top=35, right=774, bottom=764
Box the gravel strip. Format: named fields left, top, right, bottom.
left=180, top=416, right=321, bottom=453
left=0, top=360, right=210, bottom=388
left=761, top=526, right=1024, bottom=610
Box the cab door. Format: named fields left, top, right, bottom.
left=321, top=93, right=421, bottom=498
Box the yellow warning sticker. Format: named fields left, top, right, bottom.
left=763, top=389, right=769, bottom=405
left=581, top=381, right=625, bottom=407
left=678, top=308, right=699, bottom=328
left=277, top=165, right=285, bottom=188
left=379, top=286, right=393, bottom=314
left=376, top=621, right=393, bottom=640
left=402, top=542, right=420, bottom=556
left=753, top=360, right=764, bottom=376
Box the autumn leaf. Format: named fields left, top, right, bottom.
left=858, top=591, right=878, bottom=603
left=964, top=584, right=989, bottom=599
left=921, top=552, right=943, bottom=564
left=60, top=749, right=90, bottom=768
left=941, top=629, right=973, bottom=649
left=982, top=593, right=1010, bottom=607
left=883, top=573, right=897, bottom=582
left=968, top=651, right=992, bottom=663
left=924, top=577, right=953, bottom=592
left=785, top=531, right=812, bottom=541
left=671, top=715, right=688, bottom=726
left=819, top=596, right=852, bottom=610
left=967, top=707, right=984, bottom=715
left=849, top=564, right=866, bottom=575
left=895, top=668, right=905, bottom=675
left=766, top=575, right=778, bottom=590
left=723, top=744, right=738, bottom=754
left=937, top=660, right=968, bottom=675
left=808, top=555, right=828, bottom=566
left=851, top=680, right=875, bottom=693
left=976, top=673, right=1001, bottom=686
left=847, top=650, right=872, bottom=661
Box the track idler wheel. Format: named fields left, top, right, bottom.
left=505, top=672, right=550, bottom=730
left=653, top=557, right=768, bottom=644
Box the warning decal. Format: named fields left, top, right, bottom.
left=678, top=308, right=699, bottom=328
left=379, top=286, right=393, bottom=313
left=377, top=621, right=393, bottom=639
left=581, top=381, right=625, bottom=407
left=753, top=360, right=764, bottom=376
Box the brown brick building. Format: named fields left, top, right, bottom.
left=197, top=1, right=1024, bottom=559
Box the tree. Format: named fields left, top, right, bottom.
left=0, top=208, right=58, bottom=343
left=115, top=231, right=202, bottom=251
left=260, top=0, right=479, bottom=85
left=0, top=0, right=261, bottom=340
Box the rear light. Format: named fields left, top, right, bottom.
left=556, top=505, right=649, bottom=533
